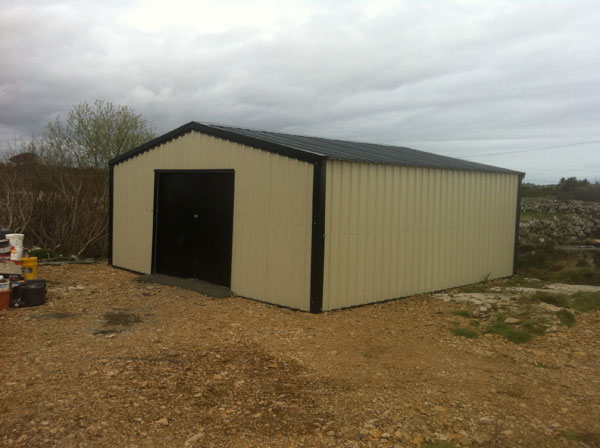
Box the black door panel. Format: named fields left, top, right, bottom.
left=154, top=171, right=234, bottom=287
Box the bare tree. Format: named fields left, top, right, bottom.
left=0, top=169, right=34, bottom=233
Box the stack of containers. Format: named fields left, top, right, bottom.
left=0, top=238, right=10, bottom=261
left=0, top=231, right=45, bottom=309
left=0, top=230, right=15, bottom=310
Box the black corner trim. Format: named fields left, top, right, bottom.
left=513, top=174, right=524, bottom=274
left=108, top=122, right=324, bottom=167
left=310, top=160, right=327, bottom=313
left=108, top=164, right=114, bottom=265
left=151, top=171, right=160, bottom=274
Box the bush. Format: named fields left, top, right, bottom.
left=521, top=178, right=600, bottom=202
left=521, top=183, right=558, bottom=198
left=29, top=248, right=61, bottom=259
left=0, top=162, right=108, bottom=257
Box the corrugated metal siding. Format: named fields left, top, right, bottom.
left=113, top=131, right=313, bottom=311
left=323, top=161, right=519, bottom=311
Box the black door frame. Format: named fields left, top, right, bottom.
left=151, top=169, right=235, bottom=279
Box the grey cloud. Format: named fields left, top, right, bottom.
left=0, top=0, right=599, bottom=182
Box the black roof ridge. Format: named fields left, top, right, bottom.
left=108, top=121, right=524, bottom=176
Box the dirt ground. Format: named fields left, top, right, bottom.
left=1, top=264, right=599, bottom=448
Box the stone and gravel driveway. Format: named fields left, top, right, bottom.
left=1, top=263, right=599, bottom=447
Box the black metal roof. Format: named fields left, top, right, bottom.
left=109, top=121, right=523, bottom=175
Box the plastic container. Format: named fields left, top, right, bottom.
left=22, top=257, right=38, bottom=280
left=21, top=280, right=46, bottom=307
left=0, top=278, right=10, bottom=292
left=0, top=290, right=9, bottom=310
left=6, top=233, right=24, bottom=248
left=0, top=239, right=10, bottom=253
left=10, top=245, right=23, bottom=261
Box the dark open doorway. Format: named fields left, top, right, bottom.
left=153, top=170, right=235, bottom=287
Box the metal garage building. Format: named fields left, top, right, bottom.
left=109, top=122, right=524, bottom=313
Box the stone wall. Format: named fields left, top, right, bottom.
left=519, top=199, right=600, bottom=245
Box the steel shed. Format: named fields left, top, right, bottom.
left=109, top=122, right=524, bottom=313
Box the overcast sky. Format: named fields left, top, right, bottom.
left=1, top=0, right=598, bottom=183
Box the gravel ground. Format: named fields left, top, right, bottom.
left=1, top=263, right=599, bottom=448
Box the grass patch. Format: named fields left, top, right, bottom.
left=571, top=291, right=600, bottom=312
left=517, top=247, right=600, bottom=286
left=560, top=430, right=600, bottom=446
left=452, top=310, right=472, bottom=318
left=458, top=283, right=491, bottom=293
left=530, top=290, right=600, bottom=313
left=532, top=291, right=570, bottom=308
left=557, top=309, right=576, bottom=327
left=469, top=320, right=480, bottom=327
left=451, top=327, right=479, bottom=339
left=485, top=316, right=532, bottom=344
left=423, top=442, right=459, bottom=448
left=560, top=430, right=580, bottom=441
left=522, top=321, right=547, bottom=335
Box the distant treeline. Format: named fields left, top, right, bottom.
left=522, top=177, right=600, bottom=202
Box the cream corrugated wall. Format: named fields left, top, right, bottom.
left=113, top=131, right=313, bottom=311
left=323, top=161, right=519, bottom=311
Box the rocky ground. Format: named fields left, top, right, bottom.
left=433, top=281, right=600, bottom=331
left=1, top=263, right=600, bottom=448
